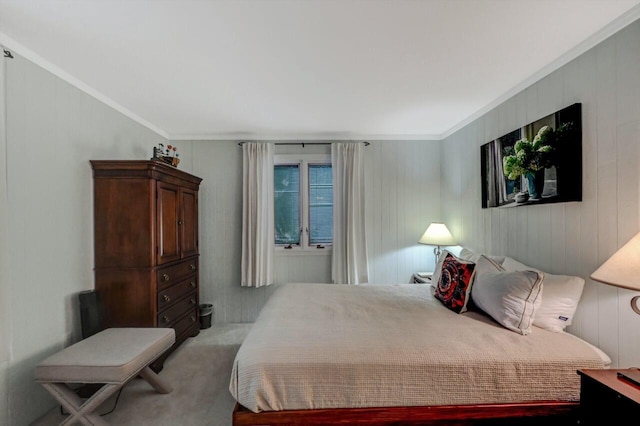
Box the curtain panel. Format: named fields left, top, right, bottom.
left=487, top=139, right=508, bottom=206
left=331, top=142, right=369, bottom=284
left=0, top=47, right=12, bottom=361
left=241, top=142, right=275, bottom=287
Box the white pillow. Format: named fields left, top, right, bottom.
left=464, top=255, right=504, bottom=310
left=471, top=269, right=544, bottom=335
left=459, top=247, right=506, bottom=265
left=501, top=256, right=584, bottom=332
left=473, top=254, right=504, bottom=277
left=501, top=256, right=536, bottom=272
left=533, top=274, right=584, bottom=332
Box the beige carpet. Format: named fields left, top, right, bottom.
left=32, top=323, right=253, bottom=426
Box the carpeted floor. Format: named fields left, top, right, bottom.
left=32, top=323, right=253, bottom=426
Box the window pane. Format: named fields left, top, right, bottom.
left=274, top=165, right=300, bottom=245
left=309, top=164, right=332, bottom=244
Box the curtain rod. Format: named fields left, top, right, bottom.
left=237, top=141, right=369, bottom=147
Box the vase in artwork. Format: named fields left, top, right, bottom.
left=525, top=170, right=544, bottom=199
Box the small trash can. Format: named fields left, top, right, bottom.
left=199, top=303, right=213, bottom=329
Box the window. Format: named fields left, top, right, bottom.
left=274, top=164, right=300, bottom=245
left=274, top=155, right=332, bottom=250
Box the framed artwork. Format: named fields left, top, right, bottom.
left=481, top=103, right=582, bottom=208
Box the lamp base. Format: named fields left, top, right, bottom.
left=433, top=246, right=442, bottom=271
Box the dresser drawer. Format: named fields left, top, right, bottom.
left=157, top=259, right=198, bottom=290
left=171, top=308, right=199, bottom=339
left=157, top=291, right=198, bottom=326
left=157, top=276, right=197, bottom=311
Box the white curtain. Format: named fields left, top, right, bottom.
left=331, top=142, right=369, bottom=284
left=487, top=139, right=508, bottom=206
left=0, top=47, right=12, bottom=361
left=241, top=142, right=275, bottom=287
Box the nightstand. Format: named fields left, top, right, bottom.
left=411, top=273, right=433, bottom=284
left=578, top=368, right=640, bottom=425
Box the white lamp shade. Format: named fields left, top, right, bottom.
left=591, top=232, right=640, bottom=291
left=418, top=222, right=457, bottom=246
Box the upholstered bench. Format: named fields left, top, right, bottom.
left=35, top=328, right=175, bottom=426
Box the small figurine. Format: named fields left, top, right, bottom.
left=151, top=142, right=180, bottom=167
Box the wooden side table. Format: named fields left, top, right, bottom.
left=578, top=368, right=640, bottom=424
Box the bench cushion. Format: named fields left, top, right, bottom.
left=34, top=328, right=175, bottom=384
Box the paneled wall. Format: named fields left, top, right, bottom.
left=441, top=20, right=640, bottom=368
left=190, top=139, right=441, bottom=324
left=365, top=141, right=442, bottom=284
left=1, top=53, right=168, bottom=426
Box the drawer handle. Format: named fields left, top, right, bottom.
left=190, top=315, right=196, bottom=322
left=189, top=264, right=196, bottom=270
left=162, top=315, right=170, bottom=324
left=190, top=298, right=196, bottom=305
left=163, top=294, right=171, bottom=303
left=162, top=274, right=170, bottom=282
left=178, top=220, right=184, bottom=225
left=190, top=281, right=196, bottom=288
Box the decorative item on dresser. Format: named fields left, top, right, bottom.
left=152, top=142, right=181, bottom=167
left=90, top=160, right=202, bottom=371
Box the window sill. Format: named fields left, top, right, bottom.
left=275, top=248, right=332, bottom=256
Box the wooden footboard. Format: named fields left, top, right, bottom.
left=232, top=401, right=580, bottom=425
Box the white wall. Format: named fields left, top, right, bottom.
left=441, top=20, right=640, bottom=368
left=365, top=141, right=442, bottom=284
left=189, top=139, right=441, bottom=323
left=1, top=53, right=170, bottom=426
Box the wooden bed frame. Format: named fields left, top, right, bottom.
left=233, top=400, right=580, bottom=425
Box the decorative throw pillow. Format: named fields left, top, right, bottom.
left=501, top=257, right=585, bottom=332
left=471, top=269, right=544, bottom=335
left=430, top=249, right=449, bottom=289
left=434, top=252, right=476, bottom=314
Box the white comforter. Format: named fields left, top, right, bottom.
left=230, top=283, right=606, bottom=413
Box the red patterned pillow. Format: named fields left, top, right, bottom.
left=434, top=252, right=476, bottom=313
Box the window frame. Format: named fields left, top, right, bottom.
left=274, top=154, right=332, bottom=253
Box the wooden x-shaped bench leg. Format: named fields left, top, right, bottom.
left=41, top=382, right=121, bottom=426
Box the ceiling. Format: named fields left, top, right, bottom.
left=1, top=0, right=640, bottom=141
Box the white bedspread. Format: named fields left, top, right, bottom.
left=230, top=283, right=606, bottom=413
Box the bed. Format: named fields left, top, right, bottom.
left=230, top=257, right=609, bottom=425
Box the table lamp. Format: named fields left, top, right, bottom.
left=591, top=231, right=640, bottom=315
left=418, top=222, right=457, bottom=270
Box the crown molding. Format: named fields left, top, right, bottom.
left=440, top=4, right=640, bottom=140
left=0, top=32, right=169, bottom=140
left=169, top=132, right=441, bottom=142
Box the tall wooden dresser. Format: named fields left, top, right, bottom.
left=91, top=160, right=202, bottom=370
